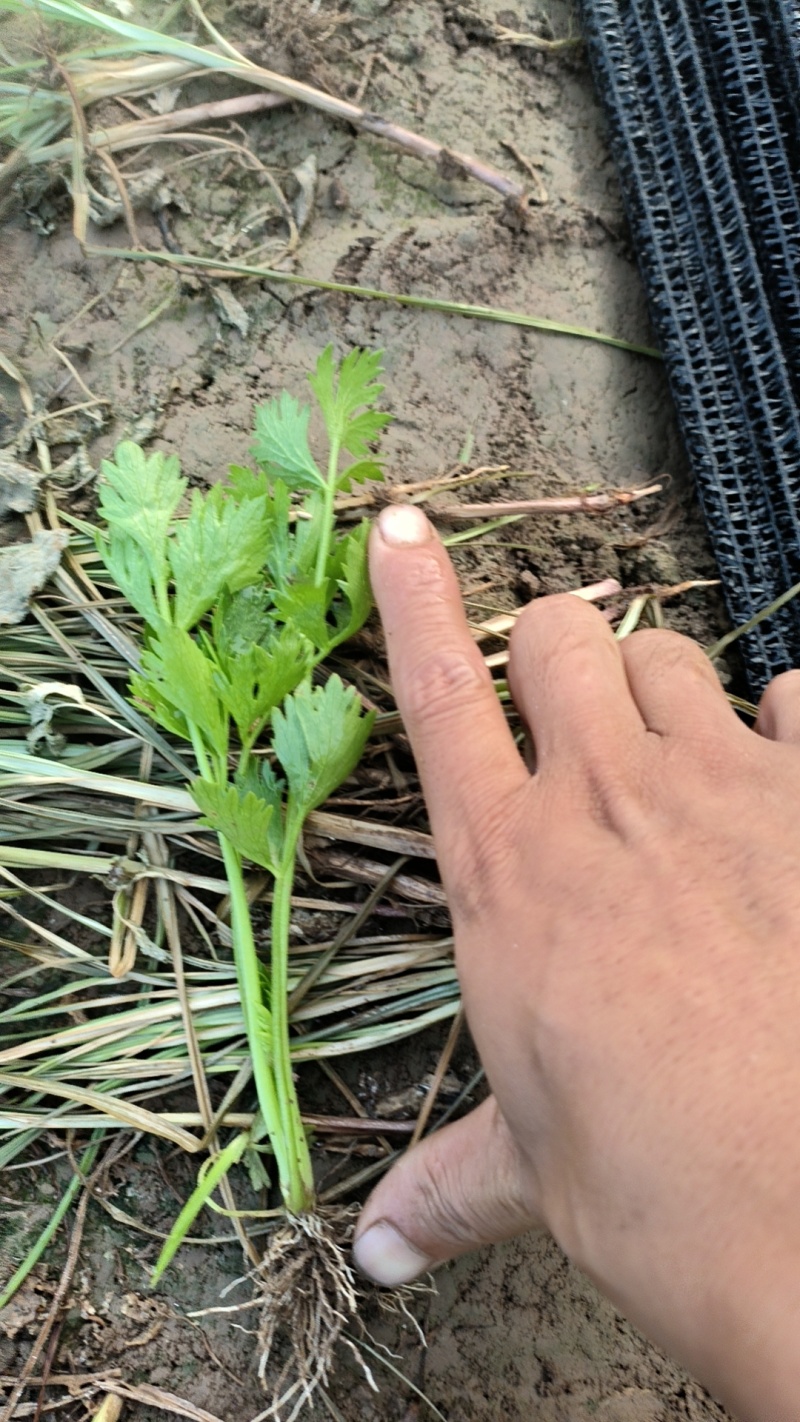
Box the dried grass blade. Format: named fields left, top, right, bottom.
left=99, top=1382, right=226, bottom=1422
left=0, top=745, right=436, bottom=856
left=308, top=811, right=434, bottom=859
left=0, top=1070, right=202, bottom=1149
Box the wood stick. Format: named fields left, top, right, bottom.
left=433, top=482, right=662, bottom=519
left=409, top=1006, right=465, bottom=1148
left=471, top=577, right=622, bottom=642
left=28, top=92, right=287, bottom=165
left=302, top=1113, right=416, bottom=1135
left=309, top=846, right=447, bottom=907
left=26, top=56, right=525, bottom=203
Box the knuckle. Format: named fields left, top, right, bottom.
left=417, top=1106, right=529, bottom=1249
left=417, top=1160, right=480, bottom=1250
left=446, top=787, right=525, bottom=923
left=622, top=627, right=715, bottom=685
left=402, top=645, right=490, bottom=726
left=510, top=593, right=603, bottom=659
left=511, top=600, right=618, bottom=697
left=540, top=754, right=646, bottom=840
left=757, top=669, right=800, bottom=738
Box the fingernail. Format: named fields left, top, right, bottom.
left=377, top=503, right=432, bottom=548
left=353, top=1220, right=434, bottom=1286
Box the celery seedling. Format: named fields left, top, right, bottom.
left=94, top=348, right=388, bottom=1275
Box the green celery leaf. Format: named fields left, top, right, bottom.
left=130, top=667, right=192, bottom=743
left=235, top=757, right=286, bottom=867
left=256, top=760, right=286, bottom=868
left=227, top=464, right=268, bottom=501
left=308, top=346, right=391, bottom=491
left=170, top=485, right=270, bottom=630
left=244, top=1144, right=272, bottom=1194
left=263, top=480, right=292, bottom=590
left=257, top=960, right=272, bottom=999
left=290, top=492, right=324, bottom=577
left=214, top=626, right=314, bottom=748
left=212, top=584, right=274, bottom=660
left=329, top=522, right=372, bottom=646
left=253, top=1001, right=273, bottom=1052
left=272, top=675, right=375, bottom=817
left=335, top=458, right=385, bottom=492
left=251, top=392, right=324, bottom=492
left=137, top=625, right=228, bottom=757
left=192, top=778, right=278, bottom=872
left=341, top=409, right=392, bottom=459
left=308, top=346, right=384, bottom=444
left=272, top=579, right=333, bottom=655
left=97, top=441, right=185, bottom=602
left=97, top=532, right=161, bottom=625
left=262, top=483, right=321, bottom=594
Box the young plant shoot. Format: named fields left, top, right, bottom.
left=94, top=349, right=389, bottom=1386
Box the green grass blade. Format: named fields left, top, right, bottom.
left=94, top=246, right=660, bottom=357
left=705, top=579, right=800, bottom=661
left=442, top=514, right=522, bottom=546
left=0, top=1132, right=101, bottom=1310
left=150, top=1131, right=248, bottom=1285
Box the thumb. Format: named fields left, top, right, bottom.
left=352, top=1096, right=542, bottom=1286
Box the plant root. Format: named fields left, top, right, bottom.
left=253, top=1207, right=362, bottom=1421
left=250, top=1206, right=436, bottom=1419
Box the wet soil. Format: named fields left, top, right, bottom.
left=0, top=0, right=736, bottom=1418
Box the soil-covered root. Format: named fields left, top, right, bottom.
left=254, top=1206, right=363, bottom=1420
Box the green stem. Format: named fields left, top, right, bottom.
left=313, top=438, right=341, bottom=589
left=237, top=723, right=267, bottom=783
left=187, top=718, right=312, bottom=1211
left=186, top=719, right=218, bottom=785
left=270, top=811, right=315, bottom=1213
left=217, top=834, right=290, bottom=1195
left=153, top=562, right=172, bottom=625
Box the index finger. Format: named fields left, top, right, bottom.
left=369, top=505, right=528, bottom=875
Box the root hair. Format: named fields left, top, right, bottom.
left=253, top=1206, right=361, bottom=1421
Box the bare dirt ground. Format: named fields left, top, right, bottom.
left=1, top=1, right=738, bottom=1418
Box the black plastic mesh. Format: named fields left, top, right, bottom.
left=578, top=0, right=800, bottom=694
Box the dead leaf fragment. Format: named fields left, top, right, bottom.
left=210, top=286, right=250, bottom=337
left=22, top=681, right=87, bottom=753
left=147, top=85, right=182, bottom=115
left=0, top=530, right=67, bottom=625
left=0, top=453, right=41, bottom=515
left=292, top=153, right=318, bottom=233
left=0, top=1277, right=50, bottom=1338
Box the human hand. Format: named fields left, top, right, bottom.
left=353, top=503, right=800, bottom=1421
